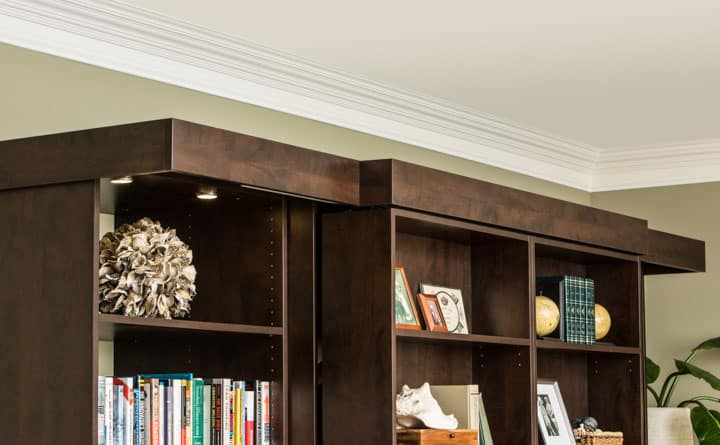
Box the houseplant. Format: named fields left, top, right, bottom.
left=647, top=337, right=720, bottom=444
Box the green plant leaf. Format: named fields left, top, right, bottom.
left=693, top=337, right=720, bottom=353
left=691, top=405, right=720, bottom=445
left=676, top=360, right=720, bottom=391
left=647, top=357, right=661, bottom=384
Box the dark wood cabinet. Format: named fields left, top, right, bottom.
left=321, top=208, right=649, bottom=445
left=0, top=119, right=705, bottom=445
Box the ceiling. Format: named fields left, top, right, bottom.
left=2, top=0, right=720, bottom=191
left=122, top=0, right=720, bottom=149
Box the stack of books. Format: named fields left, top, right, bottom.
left=97, top=374, right=271, bottom=445
left=536, top=275, right=596, bottom=344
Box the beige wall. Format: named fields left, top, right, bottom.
left=593, top=184, right=719, bottom=406
left=0, top=43, right=589, bottom=204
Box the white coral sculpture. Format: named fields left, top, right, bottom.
left=396, top=382, right=459, bottom=429
left=99, top=218, right=197, bottom=319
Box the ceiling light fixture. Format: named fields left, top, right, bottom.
left=196, top=186, right=218, bottom=200
left=109, top=176, right=133, bottom=184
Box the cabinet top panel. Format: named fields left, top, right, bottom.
left=0, top=118, right=704, bottom=270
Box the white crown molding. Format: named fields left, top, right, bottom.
left=0, top=0, right=597, bottom=190
left=592, top=140, right=720, bottom=191
left=0, top=0, right=717, bottom=193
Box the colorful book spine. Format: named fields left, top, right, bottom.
left=239, top=383, right=247, bottom=445
left=227, top=381, right=234, bottom=445
left=186, top=380, right=193, bottom=445
left=158, top=382, right=165, bottom=445
left=233, top=382, right=244, bottom=445
left=255, top=382, right=261, bottom=445
left=192, top=378, right=204, bottom=445
left=260, top=382, right=270, bottom=445
left=173, top=380, right=182, bottom=445
left=124, top=378, right=135, bottom=445
left=585, top=277, right=596, bottom=344
left=99, top=377, right=106, bottom=445
left=566, top=276, right=584, bottom=344
left=137, top=378, right=147, bottom=445
left=151, top=379, right=160, bottom=445
left=244, top=388, right=255, bottom=445
left=203, top=384, right=211, bottom=445
left=212, top=380, right=221, bottom=445
left=165, top=384, right=173, bottom=445
left=106, top=376, right=114, bottom=445
left=114, top=383, right=122, bottom=445
left=223, top=379, right=232, bottom=445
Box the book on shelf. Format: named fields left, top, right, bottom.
left=98, top=375, right=270, bottom=445
left=430, top=384, right=493, bottom=445
left=537, top=275, right=596, bottom=344
left=244, top=387, right=255, bottom=445
left=583, top=277, right=596, bottom=345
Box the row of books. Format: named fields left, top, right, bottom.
left=537, top=275, right=596, bottom=344
left=98, top=374, right=271, bottom=445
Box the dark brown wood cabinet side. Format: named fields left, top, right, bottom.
left=0, top=181, right=98, bottom=445
left=287, top=199, right=318, bottom=445
left=321, top=209, right=395, bottom=445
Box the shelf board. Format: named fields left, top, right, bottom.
left=98, top=313, right=283, bottom=340
left=536, top=339, right=640, bottom=354
left=395, top=329, right=530, bottom=346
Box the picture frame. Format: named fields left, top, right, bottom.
left=536, top=379, right=575, bottom=445
left=394, top=266, right=422, bottom=330
left=418, top=283, right=469, bottom=334
left=416, top=293, right=448, bottom=332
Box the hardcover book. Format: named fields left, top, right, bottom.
left=537, top=275, right=586, bottom=344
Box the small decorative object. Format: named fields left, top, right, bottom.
left=572, top=417, right=599, bottom=431
left=416, top=294, right=448, bottom=332
left=98, top=218, right=197, bottom=319
left=396, top=383, right=459, bottom=430
left=536, top=293, right=561, bottom=337
left=537, top=380, right=575, bottom=445
left=573, top=428, right=624, bottom=445
left=646, top=336, right=720, bottom=444
left=594, top=304, right=612, bottom=341
left=395, top=266, right=422, bottom=330
left=396, top=428, right=477, bottom=445
left=418, top=283, right=469, bottom=334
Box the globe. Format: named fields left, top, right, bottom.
left=595, top=304, right=612, bottom=340
left=536, top=295, right=560, bottom=337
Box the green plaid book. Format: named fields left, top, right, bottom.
left=583, top=278, right=596, bottom=344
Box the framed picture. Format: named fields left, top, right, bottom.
left=537, top=380, right=575, bottom=445
left=418, top=283, right=469, bottom=334
left=394, top=266, right=421, bottom=330
left=416, top=293, right=448, bottom=332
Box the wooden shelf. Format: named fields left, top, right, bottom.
left=536, top=339, right=640, bottom=355
left=98, top=313, right=283, bottom=340
left=395, top=329, right=530, bottom=346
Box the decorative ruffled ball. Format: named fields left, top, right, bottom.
left=98, top=218, right=197, bottom=319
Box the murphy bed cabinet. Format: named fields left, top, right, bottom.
left=0, top=119, right=705, bottom=445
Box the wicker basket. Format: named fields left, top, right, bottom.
left=573, top=428, right=623, bottom=445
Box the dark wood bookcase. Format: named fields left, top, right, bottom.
left=101, top=174, right=288, bottom=443
left=321, top=207, right=671, bottom=445
left=0, top=119, right=705, bottom=445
